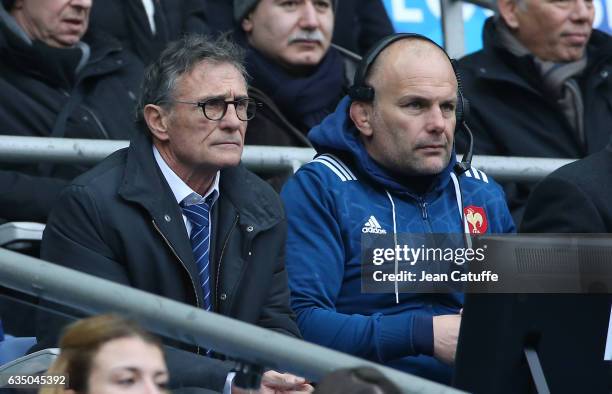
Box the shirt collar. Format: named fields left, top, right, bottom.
left=152, top=145, right=220, bottom=207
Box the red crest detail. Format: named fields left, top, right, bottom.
left=463, top=205, right=488, bottom=234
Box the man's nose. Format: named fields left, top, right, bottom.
left=426, top=106, right=449, bottom=133
left=71, top=0, right=92, bottom=10
left=218, top=102, right=243, bottom=130
left=298, top=1, right=320, bottom=29
left=570, top=0, right=593, bottom=22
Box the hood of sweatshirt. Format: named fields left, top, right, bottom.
left=308, top=96, right=458, bottom=197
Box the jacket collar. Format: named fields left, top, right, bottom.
left=219, top=164, right=283, bottom=232
left=309, top=96, right=457, bottom=199
left=119, top=131, right=282, bottom=241
left=118, top=131, right=282, bottom=308
left=119, top=132, right=195, bottom=277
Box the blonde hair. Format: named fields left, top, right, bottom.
left=39, top=314, right=162, bottom=394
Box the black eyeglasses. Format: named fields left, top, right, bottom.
left=172, top=98, right=261, bottom=121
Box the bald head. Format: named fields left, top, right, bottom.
left=366, top=38, right=457, bottom=95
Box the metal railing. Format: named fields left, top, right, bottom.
left=0, top=135, right=575, bottom=182
left=441, top=0, right=495, bottom=58
left=0, top=247, right=464, bottom=394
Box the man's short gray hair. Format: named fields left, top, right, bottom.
left=494, top=0, right=527, bottom=20
left=136, top=34, right=248, bottom=130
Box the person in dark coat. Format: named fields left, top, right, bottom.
left=457, top=0, right=612, bottom=225
left=0, top=0, right=143, bottom=223
left=520, top=136, right=612, bottom=233
left=234, top=0, right=356, bottom=148
left=88, top=0, right=210, bottom=66
left=38, top=34, right=310, bottom=394
left=232, top=0, right=360, bottom=190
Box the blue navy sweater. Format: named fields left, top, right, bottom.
left=281, top=97, right=515, bottom=383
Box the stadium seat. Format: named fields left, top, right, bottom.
left=0, top=336, right=37, bottom=366
left=0, top=348, right=57, bottom=375
left=0, top=222, right=45, bottom=257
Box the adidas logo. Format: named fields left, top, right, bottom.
left=362, top=216, right=387, bottom=234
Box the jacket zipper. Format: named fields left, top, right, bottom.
left=81, top=103, right=110, bottom=139
left=215, top=214, right=240, bottom=310
left=152, top=219, right=201, bottom=354
left=418, top=199, right=434, bottom=233
left=420, top=201, right=428, bottom=220
left=59, top=89, right=110, bottom=139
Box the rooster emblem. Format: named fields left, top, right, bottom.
left=463, top=206, right=488, bottom=234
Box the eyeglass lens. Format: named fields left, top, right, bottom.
left=202, top=99, right=257, bottom=121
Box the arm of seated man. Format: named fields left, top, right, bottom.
left=433, top=314, right=461, bottom=365
left=281, top=170, right=443, bottom=364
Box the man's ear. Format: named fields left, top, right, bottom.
left=497, top=0, right=520, bottom=29
left=349, top=101, right=374, bottom=137
left=241, top=14, right=254, bottom=33
left=143, top=104, right=170, bottom=142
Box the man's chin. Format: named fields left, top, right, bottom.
left=218, top=157, right=242, bottom=169
left=284, top=51, right=325, bottom=68
left=416, top=157, right=451, bottom=176
left=55, top=34, right=84, bottom=48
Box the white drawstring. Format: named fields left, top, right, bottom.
left=450, top=172, right=472, bottom=249
left=385, top=176, right=469, bottom=305
left=384, top=190, right=400, bottom=304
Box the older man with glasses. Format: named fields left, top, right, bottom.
left=38, top=34, right=312, bottom=394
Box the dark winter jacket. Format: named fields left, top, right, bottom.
left=89, top=0, right=209, bottom=65
left=38, top=130, right=300, bottom=390
left=245, top=46, right=358, bottom=149
left=521, top=138, right=612, bottom=233
left=458, top=17, right=612, bottom=223
left=0, top=6, right=144, bottom=222
left=244, top=44, right=359, bottom=191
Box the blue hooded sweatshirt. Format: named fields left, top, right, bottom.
left=281, top=97, right=515, bottom=383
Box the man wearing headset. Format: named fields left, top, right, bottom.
left=281, top=34, right=515, bottom=383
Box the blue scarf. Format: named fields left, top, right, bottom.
left=245, top=46, right=346, bottom=132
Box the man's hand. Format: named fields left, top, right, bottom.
left=432, top=314, right=461, bottom=365
left=233, top=370, right=313, bottom=394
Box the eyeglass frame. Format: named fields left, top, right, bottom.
left=164, top=97, right=262, bottom=121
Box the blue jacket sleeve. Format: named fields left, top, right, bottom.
left=281, top=169, right=433, bottom=363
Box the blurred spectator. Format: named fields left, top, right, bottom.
left=314, top=367, right=401, bottom=394
left=38, top=34, right=309, bottom=394
left=457, top=0, right=612, bottom=225
left=521, top=136, right=612, bottom=233
left=88, top=0, right=209, bottom=65
left=207, top=0, right=393, bottom=55
left=234, top=0, right=358, bottom=148
left=0, top=0, right=143, bottom=223
left=39, top=314, right=169, bottom=394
